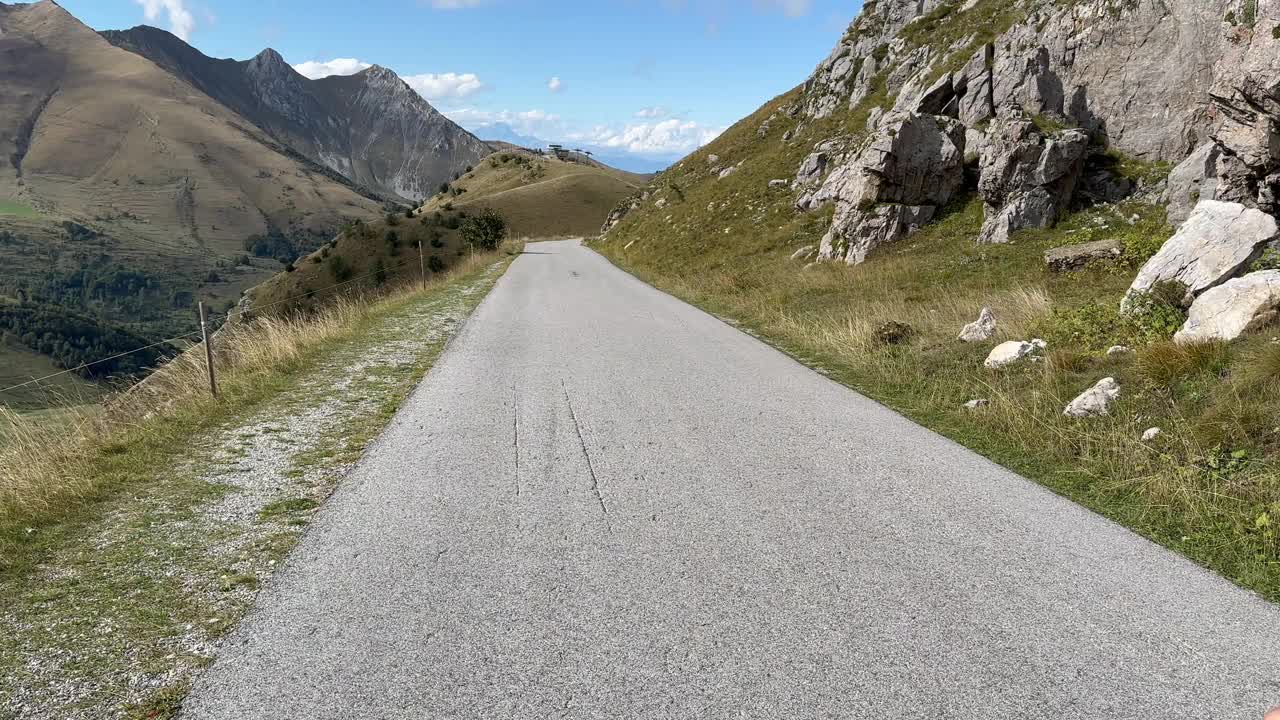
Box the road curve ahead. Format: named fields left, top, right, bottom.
left=186, top=239, right=1280, bottom=720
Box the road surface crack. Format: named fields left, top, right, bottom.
left=513, top=386, right=522, bottom=499
left=561, top=379, right=612, bottom=525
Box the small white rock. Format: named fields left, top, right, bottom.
left=1064, top=377, right=1121, bottom=418
left=1107, top=345, right=1132, bottom=356
left=1141, top=427, right=1162, bottom=442
left=958, top=307, right=996, bottom=343
left=790, top=245, right=816, bottom=261
left=984, top=340, right=1044, bottom=369
left=964, top=399, right=990, bottom=410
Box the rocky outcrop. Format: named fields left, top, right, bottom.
left=801, top=0, right=950, bottom=119
left=977, top=118, right=1090, bottom=244
left=601, top=193, right=643, bottom=235
left=1045, top=238, right=1122, bottom=272
left=804, top=1, right=1228, bottom=162
left=1125, top=200, right=1279, bottom=308
left=1064, top=378, right=1121, bottom=418
left=814, top=112, right=965, bottom=264
left=1174, top=270, right=1280, bottom=343
left=1164, top=142, right=1229, bottom=226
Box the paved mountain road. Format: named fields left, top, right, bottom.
left=185, top=240, right=1280, bottom=719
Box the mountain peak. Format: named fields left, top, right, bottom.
left=251, top=47, right=287, bottom=67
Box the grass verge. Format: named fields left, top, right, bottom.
left=0, top=241, right=520, bottom=718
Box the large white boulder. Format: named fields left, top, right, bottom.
left=1124, top=201, right=1278, bottom=309
left=1174, top=270, right=1280, bottom=344
left=1064, top=377, right=1121, bottom=418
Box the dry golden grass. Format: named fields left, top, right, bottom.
left=0, top=244, right=516, bottom=541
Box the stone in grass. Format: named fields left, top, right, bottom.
left=791, top=245, right=816, bottom=262
left=768, top=179, right=790, bottom=189
left=964, top=399, right=990, bottom=410
left=875, top=321, right=915, bottom=346
left=1044, top=238, right=1123, bottom=272
left=1064, top=377, right=1121, bottom=418
left=1107, top=345, right=1132, bottom=356
left=958, top=307, right=996, bottom=342
left=1142, top=427, right=1163, bottom=442
left=984, top=339, right=1047, bottom=369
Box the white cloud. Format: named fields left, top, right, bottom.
left=577, top=119, right=724, bottom=156
left=634, top=106, right=668, bottom=119
left=757, top=0, right=812, bottom=17
left=445, top=108, right=562, bottom=137
left=292, top=58, right=373, bottom=79
left=403, top=73, right=487, bottom=100
left=134, top=0, right=196, bottom=41
left=291, top=62, right=485, bottom=100
left=547, top=76, right=564, bottom=93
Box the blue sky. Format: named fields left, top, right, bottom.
left=57, top=0, right=863, bottom=170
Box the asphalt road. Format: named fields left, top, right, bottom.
left=185, top=239, right=1280, bottom=719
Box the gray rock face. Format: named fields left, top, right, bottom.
left=819, top=203, right=938, bottom=265
left=1064, top=377, right=1121, bottom=418
left=900, top=44, right=996, bottom=128
left=1045, top=238, right=1123, bottom=272
left=813, top=113, right=965, bottom=264
left=801, top=0, right=951, bottom=119
left=977, top=118, right=1089, bottom=244
left=803, top=0, right=1228, bottom=163
left=1125, top=200, right=1279, bottom=308
left=1175, top=270, right=1280, bottom=344
left=1165, top=142, right=1227, bottom=227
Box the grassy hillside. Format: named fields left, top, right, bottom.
left=594, top=87, right=1280, bottom=601
left=422, top=150, right=648, bottom=238
left=246, top=150, right=648, bottom=314
left=244, top=205, right=473, bottom=314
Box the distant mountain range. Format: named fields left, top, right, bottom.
left=0, top=0, right=487, bottom=405
left=101, top=25, right=491, bottom=203
left=470, top=123, right=673, bottom=175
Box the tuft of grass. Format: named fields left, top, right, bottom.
left=1136, top=341, right=1231, bottom=391
left=0, top=200, right=41, bottom=218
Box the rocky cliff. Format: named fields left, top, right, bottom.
left=599, top=0, right=1280, bottom=344
left=788, top=0, right=1259, bottom=264
left=103, top=26, right=491, bottom=202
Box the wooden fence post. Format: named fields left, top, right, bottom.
left=198, top=301, right=218, bottom=398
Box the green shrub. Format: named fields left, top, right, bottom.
left=459, top=208, right=507, bottom=251
left=329, top=255, right=353, bottom=282
left=1251, top=243, right=1280, bottom=272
